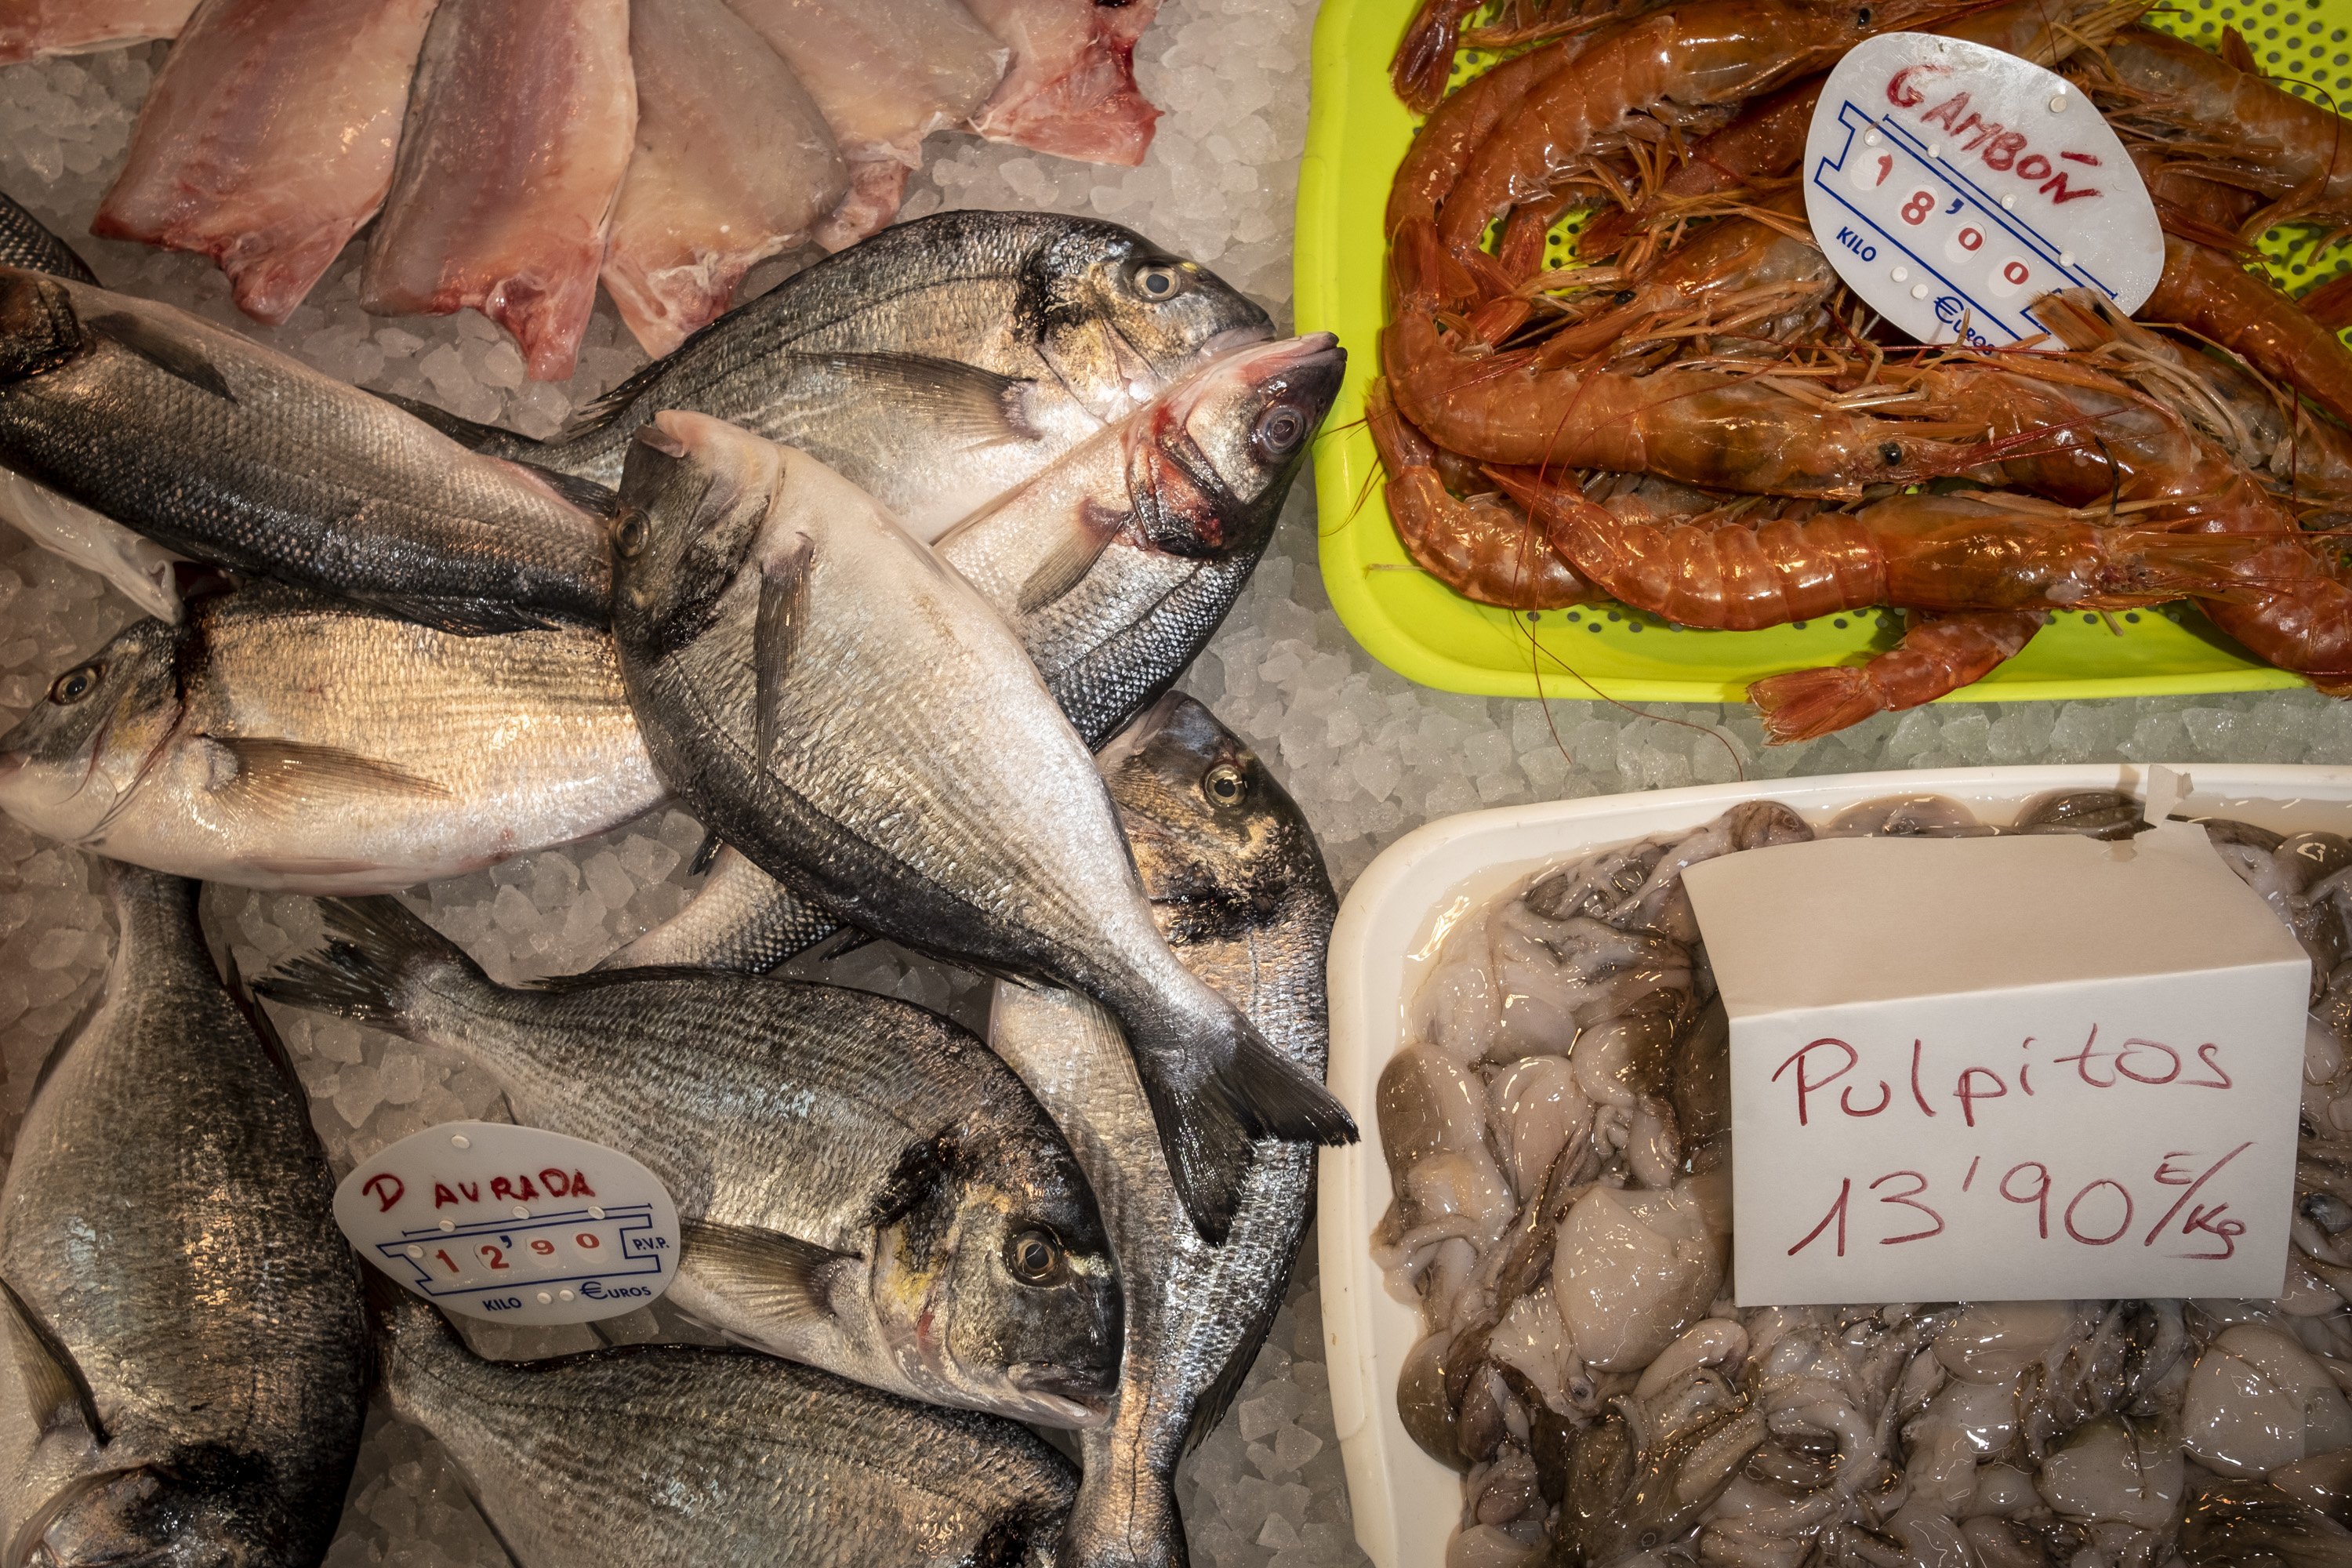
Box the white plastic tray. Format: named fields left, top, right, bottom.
left=1317, top=762, right=2352, bottom=1568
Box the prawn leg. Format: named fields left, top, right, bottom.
left=1748, top=609, right=2048, bottom=742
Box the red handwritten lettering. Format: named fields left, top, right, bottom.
left=1791, top=1179, right=1852, bottom=1257
left=1910, top=1040, right=1935, bottom=1116
left=1871, top=1171, right=1944, bottom=1243
left=2063, top=1179, right=2133, bottom=1245
left=363, top=1173, right=405, bottom=1214
left=2041, top=170, right=2099, bottom=203
left=1842, top=1080, right=1893, bottom=1117
left=1955, top=1066, right=2007, bottom=1126
left=1886, top=64, right=1950, bottom=107
left=539, top=1168, right=571, bottom=1197
left=1773, top=1038, right=1857, bottom=1126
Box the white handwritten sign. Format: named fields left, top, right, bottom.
left=1686, top=826, right=2307, bottom=1305
left=334, top=1122, right=682, bottom=1325
left=1803, top=32, right=2161, bottom=347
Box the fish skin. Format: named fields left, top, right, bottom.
left=93, top=0, right=439, bottom=325
left=477, top=209, right=1274, bottom=542
left=379, top=1292, right=1076, bottom=1568
left=0, top=0, right=196, bottom=64
left=597, top=842, right=839, bottom=972
left=608, top=413, right=1354, bottom=1241
left=0, top=864, right=368, bottom=1568
left=989, top=692, right=1334, bottom=1568
left=0, top=468, right=183, bottom=622
left=967, top=0, right=1163, bottom=167
left=0, top=582, right=660, bottom=893
left=601, top=0, right=846, bottom=358
left=0, top=191, right=94, bottom=282
left=361, top=0, right=635, bottom=381
left=260, top=892, right=1123, bottom=1427
left=0, top=267, right=613, bottom=632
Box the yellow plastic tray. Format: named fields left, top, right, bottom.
left=1294, top=0, right=2352, bottom=702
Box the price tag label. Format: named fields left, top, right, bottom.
left=1686, top=824, right=2308, bottom=1305
left=334, top=1121, right=681, bottom=1326
left=1802, top=32, right=2161, bottom=346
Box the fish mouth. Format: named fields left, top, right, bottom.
left=1008, top=1364, right=1116, bottom=1428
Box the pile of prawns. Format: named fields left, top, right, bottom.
left=1374, top=0, right=2352, bottom=740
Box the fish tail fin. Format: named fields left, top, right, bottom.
left=256, top=895, right=484, bottom=1033
left=361, top=1268, right=466, bottom=1408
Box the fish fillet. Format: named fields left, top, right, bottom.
left=724, top=0, right=1007, bottom=249
left=0, top=0, right=196, bottom=64
left=95, top=0, right=440, bottom=325
left=362, top=0, right=633, bottom=380
left=967, top=0, right=1162, bottom=166
left=603, top=0, right=845, bottom=357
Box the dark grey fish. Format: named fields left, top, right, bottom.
left=0, top=865, right=367, bottom=1567
left=0, top=191, right=95, bottom=283
left=987, top=693, right=1335, bottom=1568
left=608, top=415, right=1353, bottom=1243
left=466, top=209, right=1275, bottom=541
left=600, top=332, right=1345, bottom=975
left=0, top=267, right=612, bottom=633
left=260, top=895, right=1121, bottom=1427
left=378, top=1291, right=1076, bottom=1568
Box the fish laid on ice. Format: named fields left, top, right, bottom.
left=94, top=0, right=438, bottom=324
left=609, top=413, right=1354, bottom=1241
left=0, top=267, right=612, bottom=631
left=723, top=0, right=1007, bottom=249
left=263, top=893, right=1123, bottom=1426
left=0, top=582, right=659, bottom=892
left=0, top=0, right=195, bottom=64
left=967, top=0, right=1163, bottom=166
left=379, top=1292, right=1076, bottom=1568
left=0, top=468, right=183, bottom=621
left=990, top=692, right=1334, bottom=1568
left=0, top=189, right=94, bottom=281
left=362, top=0, right=635, bottom=380
left=603, top=332, right=1343, bottom=975
left=490, top=210, right=1274, bottom=541
left=0, top=865, right=368, bottom=1568
left=602, top=0, right=846, bottom=358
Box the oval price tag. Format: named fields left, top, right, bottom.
left=1802, top=33, right=2161, bottom=347
left=334, top=1121, right=682, bottom=1326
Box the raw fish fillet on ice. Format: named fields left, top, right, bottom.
left=967, top=0, right=1161, bottom=165
left=0, top=0, right=196, bottom=63
left=94, top=0, right=441, bottom=325
left=603, top=0, right=846, bottom=357
left=724, top=0, right=1007, bottom=249
left=362, top=0, right=633, bottom=380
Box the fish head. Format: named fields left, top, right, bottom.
left=0, top=268, right=91, bottom=386
left=1096, top=692, right=1326, bottom=939
left=1031, top=223, right=1273, bottom=426
left=13, top=1451, right=295, bottom=1568
left=0, top=619, right=183, bottom=848
left=610, top=412, right=782, bottom=655
left=1128, top=334, right=1345, bottom=561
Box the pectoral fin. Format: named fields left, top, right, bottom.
left=0, top=1278, right=105, bottom=1443
left=753, top=535, right=814, bottom=771
left=85, top=311, right=234, bottom=403
left=207, top=736, right=452, bottom=818
left=812, top=353, right=1035, bottom=448
left=1015, top=500, right=1125, bottom=615
left=679, top=1219, right=854, bottom=1327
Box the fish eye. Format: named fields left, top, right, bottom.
left=1005, top=1228, right=1064, bottom=1285
left=1878, top=441, right=1903, bottom=466
left=1253, top=404, right=1308, bottom=459
left=612, top=509, right=648, bottom=559
left=1204, top=762, right=1250, bottom=807
left=48, top=662, right=100, bottom=705
left=1856, top=5, right=1873, bottom=23
left=1131, top=263, right=1189, bottom=302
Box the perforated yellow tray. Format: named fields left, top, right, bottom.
left=1295, top=0, right=2352, bottom=702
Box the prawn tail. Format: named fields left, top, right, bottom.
left=1748, top=666, right=1889, bottom=744
left=1392, top=0, right=1476, bottom=114
left=1390, top=216, right=1484, bottom=312
left=1748, top=609, right=2047, bottom=743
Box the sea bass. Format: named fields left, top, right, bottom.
left=967, top=0, right=1163, bottom=166
left=94, top=0, right=439, bottom=324
left=608, top=412, right=1353, bottom=1242
left=603, top=331, right=1344, bottom=975
left=0, top=582, right=659, bottom=892
left=0, top=189, right=94, bottom=281
left=361, top=0, right=635, bottom=380
left=0, top=865, right=368, bottom=1568
left=476, top=209, right=1273, bottom=540
left=379, top=1292, right=1076, bottom=1568
left=0, top=267, right=612, bottom=631
left=0, top=0, right=195, bottom=64
left=262, top=894, right=1122, bottom=1426
left=602, top=0, right=846, bottom=357
left=989, top=693, right=1333, bottom=1568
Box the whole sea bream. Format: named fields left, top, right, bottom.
left=989, top=693, right=1334, bottom=1568
left=608, top=412, right=1354, bottom=1242
left=477, top=209, right=1274, bottom=540
left=0, top=865, right=368, bottom=1567
left=0, top=582, right=659, bottom=891
left=0, top=267, right=612, bottom=631
left=263, top=892, right=1123, bottom=1426
left=378, top=1292, right=1077, bottom=1568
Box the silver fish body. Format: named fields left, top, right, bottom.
left=0, top=582, right=661, bottom=893
left=0, top=267, right=612, bottom=632
left=0, top=865, right=368, bottom=1568
left=0, top=190, right=94, bottom=282
left=989, top=692, right=1334, bottom=1568
left=379, top=1293, right=1076, bottom=1568
left=261, top=895, right=1120, bottom=1427
left=492, top=209, right=1273, bottom=541
left=608, top=413, right=1352, bottom=1241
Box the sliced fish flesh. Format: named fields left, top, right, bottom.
left=968, top=0, right=1163, bottom=166
left=0, top=0, right=196, bottom=64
